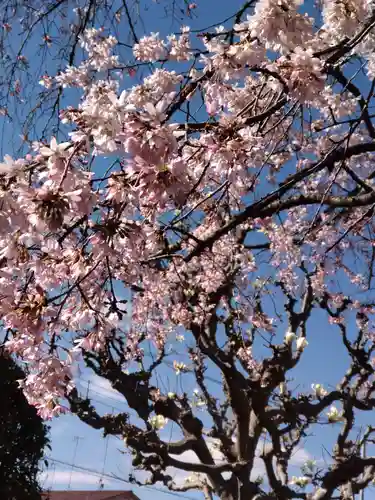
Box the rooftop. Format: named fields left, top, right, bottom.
left=42, top=491, right=139, bottom=500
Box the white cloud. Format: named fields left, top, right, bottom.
left=250, top=445, right=316, bottom=481
left=77, top=373, right=125, bottom=403
left=40, top=470, right=116, bottom=489
left=49, top=419, right=72, bottom=438
left=290, top=447, right=314, bottom=467
left=168, top=440, right=317, bottom=485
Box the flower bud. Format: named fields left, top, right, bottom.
left=284, top=330, right=296, bottom=345
left=296, top=337, right=308, bottom=351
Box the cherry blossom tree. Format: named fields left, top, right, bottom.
left=4, top=0, right=375, bottom=498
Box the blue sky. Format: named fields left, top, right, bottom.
left=2, top=0, right=375, bottom=498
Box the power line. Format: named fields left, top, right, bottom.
left=164, top=361, right=222, bottom=386
left=44, top=462, right=56, bottom=490
left=68, top=436, right=83, bottom=490
left=79, top=378, right=122, bottom=402
left=99, top=422, right=111, bottom=490
left=76, top=381, right=127, bottom=413
left=79, top=370, right=222, bottom=413
left=80, top=359, right=223, bottom=391
left=46, top=456, right=196, bottom=499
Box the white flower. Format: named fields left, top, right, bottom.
left=38, top=137, right=71, bottom=158
left=195, top=399, right=206, bottom=407
left=296, top=337, right=308, bottom=351
left=302, top=459, right=317, bottom=473
left=192, top=388, right=206, bottom=407
left=167, top=392, right=176, bottom=399
left=133, top=33, right=167, bottom=61
left=327, top=406, right=344, bottom=423
left=284, top=330, right=296, bottom=345
left=311, top=383, right=328, bottom=399
left=279, top=382, right=287, bottom=395
left=39, top=75, right=53, bottom=88
left=289, top=476, right=310, bottom=488
left=173, top=360, right=188, bottom=375
left=148, top=414, right=168, bottom=430
left=185, top=473, right=202, bottom=485
left=0, top=154, right=23, bottom=175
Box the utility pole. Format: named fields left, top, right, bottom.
left=98, top=407, right=112, bottom=490
left=85, top=379, right=91, bottom=399
left=360, top=441, right=367, bottom=500
left=68, top=436, right=83, bottom=489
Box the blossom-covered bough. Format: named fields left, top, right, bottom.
left=4, top=0, right=375, bottom=498
left=0, top=0, right=194, bottom=147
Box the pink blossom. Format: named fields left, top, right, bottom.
left=133, top=33, right=167, bottom=61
